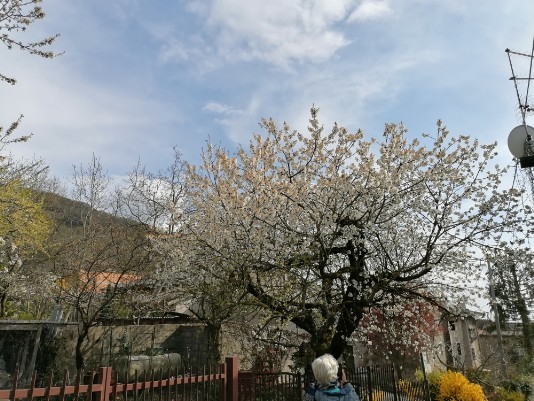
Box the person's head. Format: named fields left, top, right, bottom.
left=311, top=354, right=338, bottom=386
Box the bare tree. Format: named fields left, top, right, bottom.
left=491, top=249, right=534, bottom=364
left=115, top=147, right=187, bottom=234
left=50, top=156, right=152, bottom=369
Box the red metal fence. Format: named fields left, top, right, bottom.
left=0, top=358, right=428, bottom=401
left=0, top=357, right=240, bottom=401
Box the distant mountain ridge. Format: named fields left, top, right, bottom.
left=41, top=192, right=139, bottom=230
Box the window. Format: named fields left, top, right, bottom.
left=449, top=321, right=456, bottom=330
left=456, top=343, right=462, bottom=355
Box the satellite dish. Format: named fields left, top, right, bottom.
left=507, top=125, right=534, bottom=158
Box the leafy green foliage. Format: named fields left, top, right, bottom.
left=0, top=179, right=51, bottom=251
left=0, top=179, right=51, bottom=317
left=491, top=387, right=525, bottom=401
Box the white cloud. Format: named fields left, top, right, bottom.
left=160, top=39, right=191, bottom=63
left=199, top=39, right=442, bottom=146
left=7, top=0, right=533, bottom=188
left=111, top=0, right=141, bottom=21
left=172, top=0, right=359, bottom=69
left=348, top=0, right=393, bottom=22
left=203, top=98, right=263, bottom=144
left=0, top=49, right=181, bottom=177
left=203, top=102, right=242, bottom=115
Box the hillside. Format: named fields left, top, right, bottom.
left=29, top=191, right=154, bottom=272
left=42, top=192, right=133, bottom=230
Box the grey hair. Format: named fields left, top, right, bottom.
left=311, top=354, right=338, bottom=386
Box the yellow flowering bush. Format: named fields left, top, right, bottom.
left=436, top=371, right=486, bottom=401
left=372, top=389, right=386, bottom=401
left=398, top=379, right=427, bottom=401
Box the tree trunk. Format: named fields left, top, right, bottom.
left=511, top=264, right=533, bottom=359
left=0, top=292, right=6, bottom=318
left=76, top=324, right=90, bottom=370
left=206, top=323, right=222, bottom=364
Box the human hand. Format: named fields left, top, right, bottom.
left=340, top=369, right=347, bottom=385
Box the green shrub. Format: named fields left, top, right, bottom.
left=492, top=387, right=525, bottom=401
left=501, top=375, right=533, bottom=399
left=426, top=370, right=445, bottom=400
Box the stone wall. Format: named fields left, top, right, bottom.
left=53, top=322, right=210, bottom=372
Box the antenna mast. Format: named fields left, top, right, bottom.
left=506, top=38, right=534, bottom=198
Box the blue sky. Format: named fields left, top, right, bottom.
left=1, top=0, right=534, bottom=181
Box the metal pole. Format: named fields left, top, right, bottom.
left=487, top=259, right=507, bottom=379
left=366, top=366, right=373, bottom=401
left=419, top=353, right=432, bottom=401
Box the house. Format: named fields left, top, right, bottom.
left=476, top=320, right=529, bottom=379
left=423, top=307, right=485, bottom=373
left=59, top=270, right=141, bottom=294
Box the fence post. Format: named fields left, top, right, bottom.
left=366, top=366, right=373, bottom=401
left=391, top=365, right=398, bottom=401
left=419, top=353, right=432, bottom=401
left=225, top=357, right=239, bottom=401
left=95, top=367, right=113, bottom=401
left=297, top=372, right=302, bottom=397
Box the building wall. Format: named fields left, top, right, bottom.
left=424, top=314, right=483, bottom=373
left=478, top=328, right=526, bottom=379
left=54, top=322, right=210, bottom=372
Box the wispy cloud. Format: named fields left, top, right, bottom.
left=0, top=48, right=181, bottom=177
left=203, top=102, right=242, bottom=115
left=203, top=98, right=263, bottom=143
left=4, top=0, right=534, bottom=183
left=157, top=0, right=361, bottom=70
left=348, top=0, right=393, bottom=22
left=198, top=32, right=443, bottom=146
